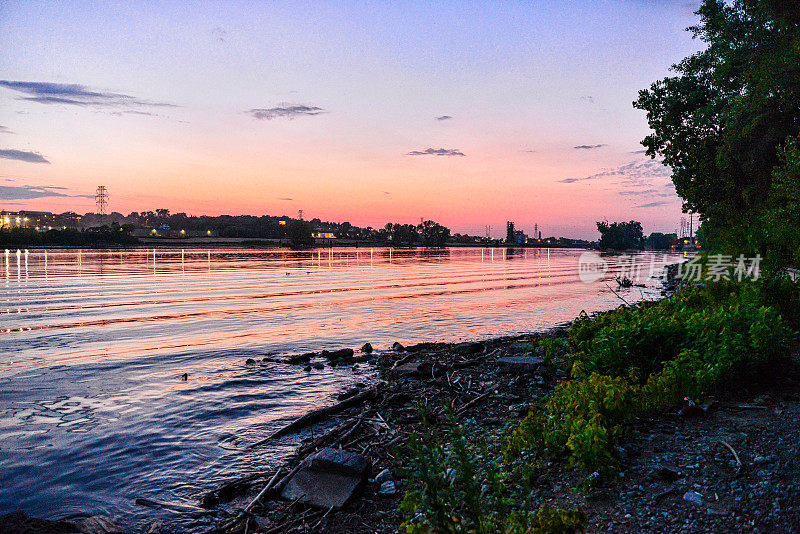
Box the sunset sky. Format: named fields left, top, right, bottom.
left=0, top=1, right=702, bottom=239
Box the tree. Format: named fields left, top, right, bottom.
left=596, top=221, right=644, bottom=250
left=417, top=220, right=451, bottom=247
left=634, top=0, right=800, bottom=261
left=286, top=220, right=315, bottom=249
left=645, top=232, right=678, bottom=250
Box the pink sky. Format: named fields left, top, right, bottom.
left=0, top=1, right=701, bottom=240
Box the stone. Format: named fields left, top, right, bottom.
left=361, top=342, right=373, bottom=354
left=656, top=464, right=681, bottom=482
left=245, top=358, right=256, bottom=365
left=497, top=355, right=544, bottom=373
left=374, top=468, right=392, bottom=485
left=72, top=516, right=126, bottom=534
left=322, top=348, right=354, bottom=363
left=392, top=342, right=405, bottom=352
left=337, top=387, right=360, bottom=401
left=683, top=491, right=704, bottom=506
left=281, top=448, right=371, bottom=509
left=287, top=353, right=313, bottom=364
left=377, top=480, right=396, bottom=497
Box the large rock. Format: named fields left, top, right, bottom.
left=321, top=349, right=354, bottom=363
left=281, top=448, right=371, bottom=509
left=497, top=355, right=544, bottom=373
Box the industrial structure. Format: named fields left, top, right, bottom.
left=95, top=186, right=108, bottom=215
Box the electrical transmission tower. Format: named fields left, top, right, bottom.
left=95, top=186, right=108, bottom=214
left=298, top=209, right=304, bottom=220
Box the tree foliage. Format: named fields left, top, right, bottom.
left=596, top=221, right=643, bottom=250
left=634, top=0, right=800, bottom=265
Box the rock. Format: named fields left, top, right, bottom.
left=656, top=464, right=681, bottom=482
left=683, top=490, right=704, bottom=506
left=361, top=343, right=373, bottom=354
left=146, top=521, right=164, bottom=534
left=678, top=404, right=704, bottom=418
left=313, top=363, right=325, bottom=370
left=377, top=480, right=396, bottom=497
left=303, top=365, right=311, bottom=372
left=392, top=342, right=405, bottom=352
left=281, top=448, right=371, bottom=509
left=497, top=355, right=544, bottom=373
left=374, top=468, right=392, bottom=485
left=322, top=348, right=354, bottom=363
left=287, top=353, right=313, bottom=364
left=180, top=373, right=187, bottom=381
left=455, top=342, right=484, bottom=355
left=337, top=387, right=360, bottom=401
left=72, top=516, right=126, bottom=534
left=245, top=358, right=256, bottom=365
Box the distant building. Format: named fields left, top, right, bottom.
left=0, top=210, right=54, bottom=229
left=505, top=221, right=527, bottom=245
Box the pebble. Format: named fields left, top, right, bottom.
left=377, top=480, right=396, bottom=497
left=683, top=491, right=704, bottom=506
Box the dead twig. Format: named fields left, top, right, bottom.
left=720, top=440, right=742, bottom=476
left=250, top=387, right=377, bottom=448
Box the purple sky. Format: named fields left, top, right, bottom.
left=0, top=1, right=703, bottom=239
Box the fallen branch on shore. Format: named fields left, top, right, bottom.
left=250, top=387, right=378, bottom=448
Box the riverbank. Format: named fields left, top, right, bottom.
left=195, top=322, right=799, bottom=534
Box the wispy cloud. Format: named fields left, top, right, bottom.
left=407, top=147, right=465, bottom=157
left=279, top=197, right=293, bottom=201
left=247, top=104, right=326, bottom=120
left=0, top=184, right=82, bottom=200
left=0, top=149, right=49, bottom=164
left=574, top=144, right=606, bottom=150
left=559, top=159, right=671, bottom=185
left=435, top=115, right=452, bottom=121
left=0, top=125, right=13, bottom=134
left=635, top=201, right=670, bottom=208
left=630, top=149, right=647, bottom=154
left=0, top=80, right=176, bottom=109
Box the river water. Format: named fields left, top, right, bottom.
left=0, top=247, right=675, bottom=531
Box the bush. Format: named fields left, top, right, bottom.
left=505, top=280, right=798, bottom=471
left=400, top=407, right=586, bottom=534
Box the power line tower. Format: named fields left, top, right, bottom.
left=95, top=186, right=108, bottom=214
left=485, top=225, right=491, bottom=239
left=298, top=209, right=304, bottom=220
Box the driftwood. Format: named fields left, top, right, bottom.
left=455, top=389, right=494, bottom=416
left=250, top=387, right=378, bottom=448
left=296, top=413, right=363, bottom=456
left=244, top=468, right=283, bottom=512
left=134, top=498, right=212, bottom=516
left=720, top=440, right=743, bottom=476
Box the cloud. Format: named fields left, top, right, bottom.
left=0, top=125, right=13, bottom=134
left=635, top=201, right=671, bottom=208
left=0, top=185, right=70, bottom=199
left=407, top=147, right=465, bottom=157
left=0, top=149, right=49, bottom=164
left=435, top=115, right=452, bottom=121
left=524, top=149, right=536, bottom=153
left=383, top=191, right=391, bottom=195
left=0, top=80, right=175, bottom=109
left=279, top=197, right=293, bottom=201
left=559, top=159, right=671, bottom=185
left=630, top=149, right=647, bottom=154
left=247, top=105, right=326, bottom=120
left=580, top=96, right=595, bottom=104
left=574, top=144, right=607, bottom=150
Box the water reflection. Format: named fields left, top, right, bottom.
left=0, top=247, right=677, bottom=532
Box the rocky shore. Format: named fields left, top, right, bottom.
left=4, top=302, right=799, bottom=533
left=194, top=332, right=799, bottom=534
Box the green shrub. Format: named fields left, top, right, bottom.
left=506, top=280, right=798, bottom=471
